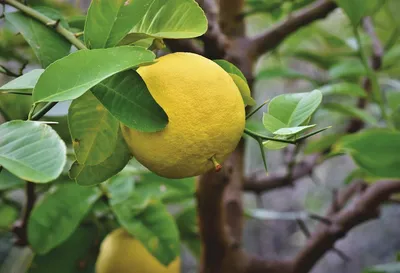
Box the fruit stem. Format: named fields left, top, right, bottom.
left=210, top=156, right=222, bottom=172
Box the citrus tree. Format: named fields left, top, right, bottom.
left=0, top=0, right=399, bottom=273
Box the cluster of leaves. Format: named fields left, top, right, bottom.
left=245, top=0, right=400, bottom=184
left=0, top=0, right=210, bottom=270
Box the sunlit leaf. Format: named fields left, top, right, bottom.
left=33, top=46, right=155, bottom=102
left=0, top=121, right=66, bottom=183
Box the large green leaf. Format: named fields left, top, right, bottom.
left=334, top=130, right=400, bottom=178
left=111, top=193, right=180, bottom=266
left=323, top=103, right=378, bottom=125
left=319, top=82, right=367, bottom=98
left=267, top=89, right=322, bottom=129
left=5, top=12, right=71, bottom=68
left=68, top=92, right=119, bottom=166
left=28, top=183, right=101, bottom=254
left=84, top=0, right=140, bottom=48
left=126, top=0, right=207, bottom=40
left=28, top=225, right=100, bottom=273
left=0, top=69, right=44, bottom=93
left=33, top=46, right=155, bottom=102
left=0, top=121, right=66, bottom=183
left=92, top=70, right=168, bottom=132
left=69, top=131, right=132, bottom=186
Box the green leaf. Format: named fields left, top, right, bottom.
left=68, top=92, right=119, bottom=166
left=134, top=173, right=196, bottom=203
left=323, top=102, right=378, bottom=125
left=0, top=121, right=66, bottom=183
left=5, top=12, right=71, bottom=68
left=175, top=205, right=200, bottom=258
left=386, top=90, right=400, bottom=112
left=0, top=203, right=19, bottom=229
left=28, top=225, right=100, bottom=273
left=273, top=125, right=316, bottom=136
left=212, top=59, right=254, bottom=106
left=127, top=0, right=207, bottom=40
left=111, top=193, right=180, bottom=266
left=344, top=168, right=381, bottom=185
left=363, top=263, right=400, bottom=273
left=334, top=130, right=400, bottom=178
left=69, top=131, right=132, bottom=186
left=383, top=45, right=400, bottom=69
left=214, top=60, right=247, bottom=83
left=33, top=46, right=155, bottom=102
left=28, top=183, right=101, bottom=254
left=392, top=108, right=400, bottom=131
left=268, top=89, right=322, bottom=128
left=0, top=69, right=44, bottom=93
left=319, top=82, right=367, bottom=98
left=92, top=70, right=168, bottom=132
left=256, top=67, right=317, bottom=83
left=329, top=59, right=367, bottom=80
left=262, top=113, right=287, bottom=133
left=84, top=0, right=140, bottom=48
left=0, top=93, right=32, bottom=120
left=230, top=74, right=256, bottom=106
left=0, top=169, right=25, bottom=190
left=285, top=50, right=340, bottom=69
left=105, top=173, right=136, bottom=201
left=335, top=0, right=379, bottom=26
left=304, top=134, right=342, bottom=154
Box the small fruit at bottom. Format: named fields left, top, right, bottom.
left=96, top=228, right=180, bottom=273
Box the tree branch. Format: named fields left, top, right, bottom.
left=12, top=181, right=36, bottom=246
left=292, top=180, right=400, bottom=273
left=197, top=169, right=229, bottom=273
left=243, top=155, right=319, bottom=194
left=219, top=0, right=245, bottom=36
left=197, top=0, right=227, bottom=59
left=249, top=0, right=337, bottom=59
left=4, top=0, right=86, bottom=50
left=164, top=39, right=204, bottom=55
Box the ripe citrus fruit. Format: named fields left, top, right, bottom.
left=121, top=52, right=245, bottom=178
left=96, top=228, right=180, bottom=273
